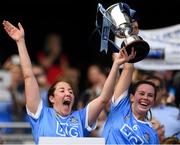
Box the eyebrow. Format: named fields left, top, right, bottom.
left=137, top=90, right=154, bottom=95
left=57, top=87, right=72, bottom=91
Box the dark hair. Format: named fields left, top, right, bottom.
left=130, top=80, right=157, bottom=100
left=47, top=77, right=74, bottom=107
left=47, top=81, right=58, bottom=107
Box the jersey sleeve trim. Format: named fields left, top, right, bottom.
left=112, top=90, right=128, bottom=107
left=85, top=104, right=97, bottom=131
left=26, top=100, right=43, bottom=119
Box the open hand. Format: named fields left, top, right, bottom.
left=3, top=20, right=24, bottom=42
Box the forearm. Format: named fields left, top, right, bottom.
left=88, top=62, right=120, bottom=125
left=100, top=62, right=120, bottom=103
left=16, top=39, right=34, bottom=78
left=114, top=63, right=134, bottom=101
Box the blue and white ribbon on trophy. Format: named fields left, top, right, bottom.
left=96, top=3, right=137, bottom=54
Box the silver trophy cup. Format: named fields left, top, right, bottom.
left=98, top=3, right=150, bottom=63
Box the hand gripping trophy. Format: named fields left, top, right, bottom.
left=96, top=2, right=150, bottom=63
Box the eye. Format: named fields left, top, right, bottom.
left=148, top=94, right=154, bottom=98
left=59, top=89, right=64, bottom=93
left=139, top=92, right=144, bottom=96
left=69, top=90, right=73, bottom=94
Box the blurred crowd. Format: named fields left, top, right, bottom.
left=0, top=32, right=180, bottom=144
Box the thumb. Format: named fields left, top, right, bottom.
left=18, top=22, right=23, bottom=30
left=18, top=22, right=25, bottom=34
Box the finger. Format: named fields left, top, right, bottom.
left=127, top=51, right=133, bottom=60
left=3, top=20, right=13, bottom=28
left=112, top=53, right=118, bottom=60
left=2, top=20, right=6, bottom=26
left=122, top=48, right=128, bottom=57
left=134, top=51, right=137, bottom=58
left=6, top=26, right=15, bottom=34
left=119, top=48, right=124, bottom=54
left=121, top=49, right=126, bottom=58
left=132, top=47, right=136, bottom=58
left=129, top=47, right=136, bottom=59
left=3, top=25, right=12, bottom=34
left=3, top=21, right=15, bottom=33
left=3, top=21, right=9, bottom=31
left=3, top=27, right=10, bottom=34
left=131, top=47, right=135, bottom=55
left=2, top=20, right=8, bottom=26
left=119, top=48, right=124, bottom=57
left=18, top=22, right=23, bottom=30
left=129, top=47, right=134, bottom=57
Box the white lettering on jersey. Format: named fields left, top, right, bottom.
left=120, top=124, right=144, bottom=145
left=56, top=121, right=79, bottom=137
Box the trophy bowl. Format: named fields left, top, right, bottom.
left=122, top=38, right=150, bottom=63
left=120, top=35, right=150, bottom=63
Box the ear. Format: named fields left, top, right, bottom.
left=130, top=94, right=134, bottom=103
left=49, top=95, right=54, bottom=103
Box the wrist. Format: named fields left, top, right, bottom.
left=123, top=63, right=134, bottom=69
left=16, top=38, right=25, bottom=44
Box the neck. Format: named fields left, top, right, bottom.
left=131, top=104, right=145, bottom=121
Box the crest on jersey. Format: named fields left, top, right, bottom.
left=70, top=116, right=78, bottom=124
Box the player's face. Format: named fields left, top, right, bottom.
left=49, top=81, right=75, bottom=116
left=131, top=84, right=155, bottom=119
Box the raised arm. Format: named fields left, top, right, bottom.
left=3, top=20, right=41, bottom=114
left=113, top=50, right=135, bottom=102
left=88, top=48, right=135, bottom=125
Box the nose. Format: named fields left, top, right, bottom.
left=65, top=91, right=70, bottom=96
left=65, top=90, right=72, bottom=97
left=143, top=94, right=148, bottom=100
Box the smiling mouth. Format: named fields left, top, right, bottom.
left=140, top=102, right=148, bottom=107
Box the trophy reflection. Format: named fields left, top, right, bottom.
left=97, top=2, right=150, bottom=63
